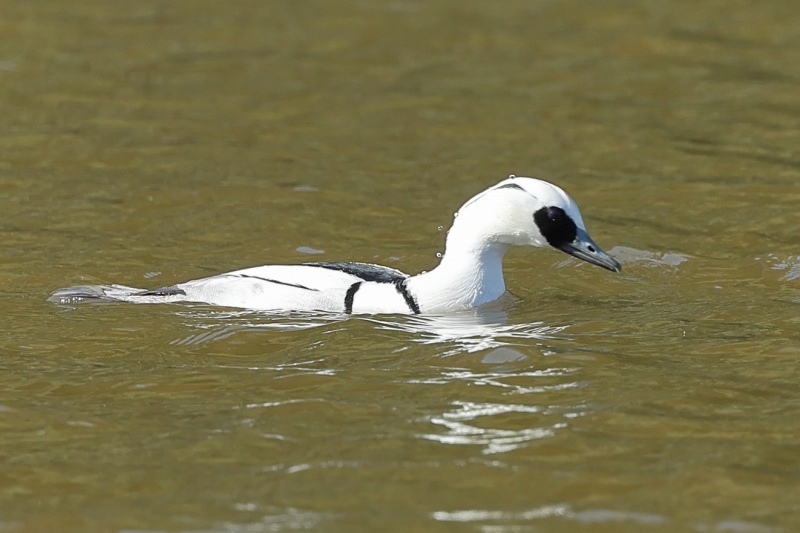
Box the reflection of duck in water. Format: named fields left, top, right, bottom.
left=366, top=305, right=570, bottom=356
left=50, top=176, right=621, bottom=314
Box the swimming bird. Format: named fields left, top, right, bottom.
left=49, top=176, right=621, bottom=314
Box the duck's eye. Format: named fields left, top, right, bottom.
left=547, top=207, right=564, bottom=222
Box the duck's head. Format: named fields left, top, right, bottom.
left=452, top=175, right=621, bottom=272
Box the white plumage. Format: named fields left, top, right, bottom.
left=49, top=176, right=620, bottom=314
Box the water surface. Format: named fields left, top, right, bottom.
left=1, top=0, right=799, bottom=531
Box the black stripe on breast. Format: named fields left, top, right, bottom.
left=344, top=282, right=362, bottom=314
left=233, top=274, right=318, bottom=291
left=394, top=279, right=420, bottom=315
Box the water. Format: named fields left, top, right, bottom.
left=2, top=0, right=800, bottom=531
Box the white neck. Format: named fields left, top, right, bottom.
left=407, top=217, right=511, bottom=313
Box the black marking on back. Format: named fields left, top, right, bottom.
left=344, top=282, right=362, bottom=314
left=394, top=279, right=420, bottom=315
left=495, top=182, right=525, bottom=192
left=233, top=274, right=318, bottom=291
left=533, top=206, right=578, bottom=248
left=137, top=286, right=187, bottom=297
left=306, top=262, right=408, bottom=283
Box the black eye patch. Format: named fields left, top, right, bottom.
left=533, top=206, right=577, bottom=247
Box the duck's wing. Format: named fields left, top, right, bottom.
left=215, top=262, right=407, bottom=290
left=303, top=262, right=409, bottom=283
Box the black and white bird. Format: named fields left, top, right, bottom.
left=49, top=176, right=621, bottom=314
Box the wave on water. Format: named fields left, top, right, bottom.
left=365, top=307, right=568, bottom=356
left=605, top=246, right=688, bottom=268
left=432, top=504, right=668, bottom=525
left=170, top=305, right=569, bottom=355
left=169, top=308, right=349, bottom=345
left=552, top=245, right=687, bottom=269
left=755, top=253, right=800, bottom=281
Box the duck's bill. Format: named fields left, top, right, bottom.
left=556, top=229, right=621, bottom=272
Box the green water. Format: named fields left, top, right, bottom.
left=1, top=0, right=799, bottom=531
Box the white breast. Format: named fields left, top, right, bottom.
left=350, top=282, right=418, bottom=314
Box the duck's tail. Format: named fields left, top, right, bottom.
left=47, top=284, right=188, bottom=304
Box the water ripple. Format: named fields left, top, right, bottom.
left=173, top=306, right=569, bottom=355
left=119, top=506, right=327, bottom=532
left=606, top=246, right=688, bottom=268
left=756, top=253, right=800, bottom=281
left=407, top=368, right=579, bottom=395
left=420, top=400, right=567, bottom=454
left=432, top=504, right=668, bottom=525
left=367, top=309, right=568, bottom=355
left=695, top=521, right=781, bottom=532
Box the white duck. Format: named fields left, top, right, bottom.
left=49, top=176, right=620, bottom=314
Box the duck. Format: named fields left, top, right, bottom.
left=49, top=175, right=621, bottom=314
